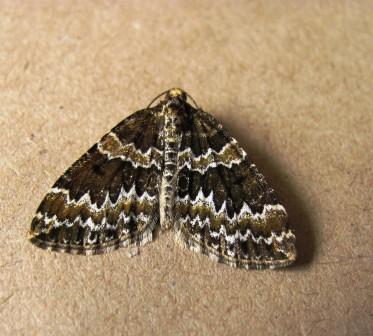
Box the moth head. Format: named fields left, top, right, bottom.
left=166, top=88, right=187, bottom=103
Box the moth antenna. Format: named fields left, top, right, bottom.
left=147, top=89, right=170, bottom=108
left=185, top=92, right=199, bottom=109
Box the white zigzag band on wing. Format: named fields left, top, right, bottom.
left=48, top=184, right=156, bottom=212
left=176, top=188, right=290, bottom=245
left=178, top=213, right=294, bottom=245
left=176, top=188, right=286, bottom=218
left=34, top=211, right=151, bottom=233
left=177, top=139, right=247, bottom=173
left=177, top=138, right=240, bottom=159
left=97, top=132, right=163, bottom=170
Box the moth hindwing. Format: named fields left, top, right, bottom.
left=29, top=88, right=296, bottom=269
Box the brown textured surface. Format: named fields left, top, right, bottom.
left=0, top=1, right=372, bottom=335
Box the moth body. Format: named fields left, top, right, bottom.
left=159, top=103, right=182, bottom=230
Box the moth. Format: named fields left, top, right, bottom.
left=28, top=88, right=296, bottom=269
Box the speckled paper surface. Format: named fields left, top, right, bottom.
left=0, top=1, right=372, bottom=335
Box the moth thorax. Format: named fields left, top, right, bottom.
left=159, top=106, right=180, bottom=230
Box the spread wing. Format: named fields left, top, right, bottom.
left=29, top=107, right=164, bottom=255
left=175, top=108, right=296, bottom=269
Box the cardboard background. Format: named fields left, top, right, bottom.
left=0, top=1, right=372, bottom=335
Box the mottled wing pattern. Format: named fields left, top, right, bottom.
left=175, top=107, right=296, bottom=269
left=29, top=107, right=163, bottom=255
